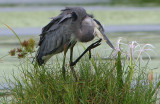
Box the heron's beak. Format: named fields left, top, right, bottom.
left=94, top=27, right=115, bottom=50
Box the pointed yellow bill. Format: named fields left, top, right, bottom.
left=94, top=27, right=115, bottom=50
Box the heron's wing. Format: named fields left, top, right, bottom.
left=36, top=10, right=74, bottom=65
left=38, top=10, right=73, bottom=46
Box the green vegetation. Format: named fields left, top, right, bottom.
left=0, top=10, right=160, bottom=28
left=1, top=45, right=160, bottom=103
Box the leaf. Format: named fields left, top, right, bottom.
left=116, top=51, right=123, bottom=89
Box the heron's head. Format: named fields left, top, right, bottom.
left=93, top=19, right=115, bottom=50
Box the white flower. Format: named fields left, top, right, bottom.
left=111, top=37, right=126, bottom=58
left=110, top=38, right=155, bottom=63
left=127, top=41, right=140, bottom=62
left=134, top=43, right=155, bottom=62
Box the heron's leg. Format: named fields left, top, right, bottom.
left=62, top=53, right=66, bottom=79
left=70, top=39, right=102, bottom=66
left=62, top=44, right=69, bottom=79
left=89, top=50, right=91, bottom=59
left=70, top=45, right=77, bottom=81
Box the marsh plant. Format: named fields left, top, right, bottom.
left=1, top=26, right=160, bottom=104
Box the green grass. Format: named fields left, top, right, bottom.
left=1, top=10, right=160, bottom=28
left=1, top=48, right=160, bottom=103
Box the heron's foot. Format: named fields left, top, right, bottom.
left=87, top=39, right=101, bottom=59
left=62, top=66, right=66, bottom=80
left=70, top=39, right=102, bottom=66
left=87, top=39, right=102, bottom=51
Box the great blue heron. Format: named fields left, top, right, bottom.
left=36, top=7, right=114, bottom=78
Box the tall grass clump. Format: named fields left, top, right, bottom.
left=7, top=50, right=160, bottom=104
left=1, top=26, right=160, bottom=103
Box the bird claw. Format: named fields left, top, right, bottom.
left=87, top=39, right=102, bottom=50
left=69, top=39, right=102, bottom=67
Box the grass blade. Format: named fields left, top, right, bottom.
left=4, top=24, right=22, bottom=44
